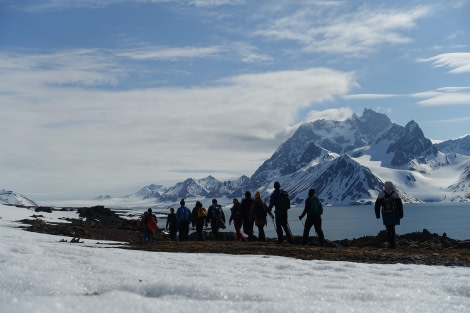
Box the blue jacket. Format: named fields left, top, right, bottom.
left=176, top=205, right=191, bottom=224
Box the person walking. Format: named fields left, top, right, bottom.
left=268, top=182, right=293, bottom=244
left=250, top=191, right=269, bottom=242
left=240, top=191, right=257, bottom=241
left=166, top=207, right=177, bottom=241
left=191, top=201, right=207, bottom=241
left=375, top=181, right=404, bottom=249
left=299, top=189, right=325, bottom=246
left=229, top=198, right=246, bottom=241
left=206, top=198, right=226, bottom=240
left=176, top=199, right=191, bottom=242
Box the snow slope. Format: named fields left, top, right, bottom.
left=1, top=204, right=469, bottom=313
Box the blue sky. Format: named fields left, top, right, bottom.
left=1, top=0, right=469, bottom=200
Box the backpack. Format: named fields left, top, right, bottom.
left=308, top=196, right=323, bottom=215
left=198, top=207, right=207, bottom=218
left=212, top=205, right=226, bottom=229
left=278, top=190, right=291, bottom=210
left=147, top=215, right=157, bottom=232
left=254, top=199, right=267, bottom=218
left=382, top=191, right=396, bottom=214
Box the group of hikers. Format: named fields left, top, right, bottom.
left=140, top=180, right=404, bottom=249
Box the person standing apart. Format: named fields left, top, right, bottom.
left=269, top=182, right=293, bottom=244
left=299, top=189, right=325, bottom=246
left=229, top=198, right=246, bottom=241
left=375, top=181, right=404, bottom=249
left=176, top=199, right=191, bottom=242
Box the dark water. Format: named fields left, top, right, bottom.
left=256, top=202, right=470, bottom=240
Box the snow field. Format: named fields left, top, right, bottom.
left=1, top=206, right=470, bottom=313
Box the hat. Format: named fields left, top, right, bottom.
left=384, top=181, right=396, bottom=191
left=255, top=191, right=261, bottom=199
left=308, top=188, right=315, bottom=196
left=147, top=208, right=152, bottom=213
left=212, top=198, right=217, bottom=204
left=245, top=191, right=251, bottom=198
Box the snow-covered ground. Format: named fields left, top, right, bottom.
left=1, top=205, right=469, bottom=313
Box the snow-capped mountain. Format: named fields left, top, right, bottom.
left=131, top=175, right=251, bottom=203
left=434, top=135, right=470, bottom=155
left=122, top=109, right=470, bottom=206
left=0, top=190, right=38, bottom=207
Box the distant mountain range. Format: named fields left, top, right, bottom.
left=3, top=109, right=470, bottom=207
left=121, top=109, right=470, bottom=206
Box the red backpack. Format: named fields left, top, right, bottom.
left=147, top=215, right=157, bottom=232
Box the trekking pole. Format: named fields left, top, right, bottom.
left=270, top=214, right=278, bottom=233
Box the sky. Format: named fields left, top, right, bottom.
left=1, top=0, right=470, bottom=201
left=1, top=205, right=470, bottom=313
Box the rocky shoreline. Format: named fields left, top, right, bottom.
left=20, top=205, right=470, bottom=267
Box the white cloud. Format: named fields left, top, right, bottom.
left=418, top=53, right=470, bottom=73
left=413, top=87, right=470, bottom=106
left=343, top=93, right=399, bottom=100
left=13, top=0, right=243, bottom=12
left=306, top=107, right=354, bottom=122
left=115, top=46, right=223, bottom=61
left=253, top=5, right=432, bottom=56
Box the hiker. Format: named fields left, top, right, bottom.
left=192, top=201, right=207, bottom=241
left=166, top=207, right=177, bottom=241
left=240, top=191, right=257, bottom=241
left=140, top=208, right=157, bottom=242
left=176, top=199, right=191, bottom=241
left=249, top=191, right=269, bottom=242
left=207, top=198, right=226, bottom=240
left=229, top=198, right=246, bottom=241
left=375, top=181, right=404, bottom=249
left=269, top=181, right=294, bottom=244
left=299, top=189, right=325, bottom=246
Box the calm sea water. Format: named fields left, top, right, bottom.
left=254, top=202, right=470, bottom=241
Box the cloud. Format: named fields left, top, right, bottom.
left=306, top=108, right=354, bottom=122
left=413, top=87, right=470, bottom=106
left=115, top=46, right=223, bottom=61
left=114, top=43, right=272, bottom=63
left=11, top=0, right=243, bottom=12
left=418, top=53, right=470, bottom=73
left=252, top=4, right=432, bottom=56
left=0, top=49, right=356, bottom=198
left=343, top=94, right=399, bottom=100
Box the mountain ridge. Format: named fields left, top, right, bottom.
left=120, top=109, right=470, bottom=207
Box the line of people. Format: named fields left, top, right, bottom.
left=162, top=182, right=325, bottom=245
left=162, top=180, right=404, bottom=249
